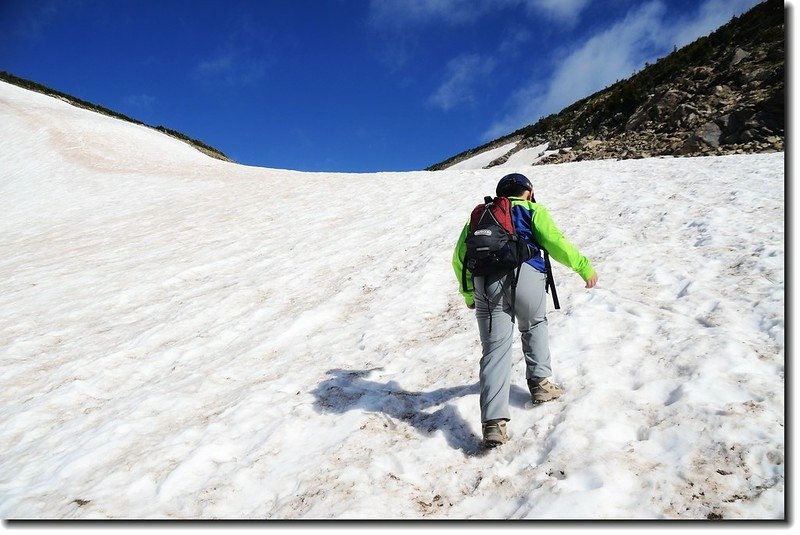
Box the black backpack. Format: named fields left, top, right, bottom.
left=463, top=196, right=533, bottom=282
left=462, top=196, right=560, bottom=331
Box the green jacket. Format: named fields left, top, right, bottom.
left=452, top=198, right=594, bottom=306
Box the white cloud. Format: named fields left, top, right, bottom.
left=13, top=0, right=63, bottom=40
left=367, top=0, right=484, bottom=29
left=519, top=0, right=591, bottom=26
left=122, top=94, right=156, bottom=110
left=194, top=48, right=266, bottom=87
left=194, top=15, right=271, bottom=87
left=367, top=0, right=591, bottom=30
left=197, top=53, right=235, bottom=75
left=484, top=0, right=762, bottom=139
left=367, top=0, right=590, bottom=71
left=429, top=54, right=496, bottom=111
left=541, top=2, right=665, bottom=113
left=669, top=0, right=763, bottom=49
left=498, top=27, right=533, bottom=56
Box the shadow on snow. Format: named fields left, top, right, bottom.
left=311, top=368, right=532, bottom=456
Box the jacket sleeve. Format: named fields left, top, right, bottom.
left=452, top=221, right=474, bottom=306
left=532, top=204, right=595, bottom=281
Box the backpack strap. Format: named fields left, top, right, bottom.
left=461, top=257, right=471, bottom=297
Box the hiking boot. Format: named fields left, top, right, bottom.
left=527, top=377, right=564, bottom=404
left=482, top=419, right=508, bottom=447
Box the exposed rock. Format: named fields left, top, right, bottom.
left=670, top=104, right=699, bottom=125
left=730, top=47, right=751, bottom=67
left=695, top=122, right=723, bottom=148
left=689, top=66, right=714, bottom=81
left=739, top=129, right=757, bottom=143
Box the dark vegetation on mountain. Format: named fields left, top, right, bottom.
left=427, top=0, right=784, bottom=170
left=0, top=71, right=233, bottom=163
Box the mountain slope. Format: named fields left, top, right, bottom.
left=429, top=0, right=784, bottom=170
left=0, top=71, right=233, bottom=163
left=0, top=80, right=785, bottom=519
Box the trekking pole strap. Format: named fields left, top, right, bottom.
left=543, top=251, right=560, bottom=309
left=509, top=265, right=523, bottom=325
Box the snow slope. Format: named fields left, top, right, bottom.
left=0, top=80, right=785, bottom=519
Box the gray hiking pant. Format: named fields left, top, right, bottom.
left=474, top=263, right=550, bottom=423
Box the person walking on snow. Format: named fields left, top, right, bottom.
left=452, top=173, right=598, bottom=447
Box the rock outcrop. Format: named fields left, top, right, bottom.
left=428, top=0, right=783, bottom=170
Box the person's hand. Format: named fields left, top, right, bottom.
left=585, top=271, right=598, bottom=288
left=467, top=303, right=476, bottom=309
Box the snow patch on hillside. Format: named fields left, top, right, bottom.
left=503, top=142, right=552, bottom=167
left=446, top=141, right=519, bottom=170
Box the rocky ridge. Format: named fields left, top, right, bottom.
left=428, top=0, right=784, bottom=170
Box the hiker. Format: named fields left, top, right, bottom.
left=452, top=172, right=598, bottom=447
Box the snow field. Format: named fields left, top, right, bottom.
left=0, top=80, right=785, bottom=519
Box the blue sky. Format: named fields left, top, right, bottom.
left=1, top=0, right=763, bottom=172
